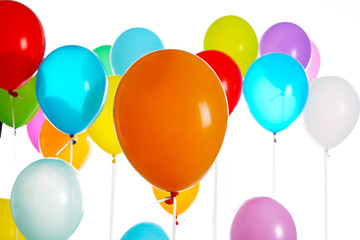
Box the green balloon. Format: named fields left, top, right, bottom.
left=93, top=45, right=114, bottom=76
left=0, top=75, right=39, bottom=128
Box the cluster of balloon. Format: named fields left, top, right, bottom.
left=231, top=197, right=296, bottom=240
left=39, top=119, right=92, bottom=170
left=197, top=50, right=242, bottom=115
left=26, top=108, right=46, bottom=153
left=121, top=222, right=169, bottom=240
left=113, top=49, right=228, bottom=192
left=303, top=76, right=360, bottom=151
left=0, top=198, right=26, bottom=240
left=11, top=158, right=83, bottom=240
left=153, top=183, right=200, bottom=216
left=204, top=15, right=258, bottom=76
left=244, top=53, right=308, bottom=134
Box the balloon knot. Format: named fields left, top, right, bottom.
left=176, top=216, right=179, bottom=225
left=72, top=139, right=77, bottom=145
left=8, top=90, right=18, bottom=97
left=112, top=156, right=116, bottom=164
left=165, top=192, right=179, bottom=205
left=273, top=133, right=277, bottom=143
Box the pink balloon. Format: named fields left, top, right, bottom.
left=306, top=41, right=321, bottom=83
left=26, top=108, right=46, bottom=153
left=231, top=197, right=297, bottom=240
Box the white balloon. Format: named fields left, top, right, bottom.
left=303, top=76, right=360, bottom=150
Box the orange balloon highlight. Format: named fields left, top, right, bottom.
left=39, top=119, right=92, bottom=170
left=153, top=183, right=199, bottom=215
left=113, top=49, right=228, bottom=192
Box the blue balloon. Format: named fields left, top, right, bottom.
left=243, top=53, right=308, bottom=133
left=111, top=28, right=164, bottom=75
left=36, top=45, right=108, bottom=135
left=121, top=222, right=170, bottom=240
left=11, top=158, right=83, bottom=240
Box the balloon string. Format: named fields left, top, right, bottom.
left=213, top=160, right=218, bottom=240
left=144, top=196, right=173, bottom=209
left=324, top=150, right=329, bottom=240
left=273, top=133, right=277, bottom=198
left=109, top=155, right=117, bottom=240
left=10, top=95, right=16, bottom=136
left=16, top=227, right=18, bottom=240
left=56, top=139, right=71, bottom=156
left=173, top=196, right=177, bottom=240
left=70, top=136, right=74, bottom=166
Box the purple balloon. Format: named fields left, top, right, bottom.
left=231, top=197, right=297, bottom=240
left=260, top=22, right=311, bottom=68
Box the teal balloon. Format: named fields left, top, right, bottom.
left=243, top=53, right=308, bottom=133
left=121, top=222, right=169, bottom=240
left=10, top=158, right=83, bottom=240
left=0, top=75, right=39, bottom=128
left=111, top=27, right=164, bottom=75
left=36, top=45, right=108, bottom=135
left=93, top=45, right=114, bottom=76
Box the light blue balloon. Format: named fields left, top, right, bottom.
left=36, top=45, right=108, bottom=135
left=121, top=222, right=170, bottom=240
left=111, top=28, right=164, bottom=75
left=243, top=53, right=308, bottom=133
left=10, top=158, right=83, bottom=240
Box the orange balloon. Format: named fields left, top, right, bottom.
left=113, top=49, right=228, bottom=192
left=153, top=183, right=199, bottom=215
left=39, top=119, right=92, bottom=170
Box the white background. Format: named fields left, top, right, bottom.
left=1, top=0, right=360, bottom=239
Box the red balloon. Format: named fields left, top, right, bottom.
left=0, top=1, right=45, bottom=91
left=197, top=50, right=242, bottom=115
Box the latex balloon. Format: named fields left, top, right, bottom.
left=11, top=158, right=83, bottom=240
left=88, top=75, right=122, bottom=156
left=114, top=49, right=228, bottom=192
left=0, top=74, right=39, bottom=128
left=303, top=76, right=360, bottom=150
left=111, top=28, right=164, bottom=75
left=197, top=50, right=242, bottom=115
left=0, top=198, right=26, bottom=240
left=243, top=53, right=308, bottom=133
left=306, top=41, right=321, bottom=83
left=204, top=15, right=258, bottom=75
left=260, top=22, right=311, bottom=68
left=231, top=197, right=297, bottom=240
left=121, top=222, right=169, bottom=240
left=39, top=119, right=92, bottom=170
left=36, top=45, right=108, bottom=135
left=0, top=0, right=45, bottom=91
left=93, top=45, right=114, bottom=76
left=27, top=108, right=45, bottom=153
left=153, top=183, right=199, bottom=215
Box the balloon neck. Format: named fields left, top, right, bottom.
left=164, top=192, right=179, bottom=205
left=69, top=135, right=77, bottom=145
left=8, top=90, right=18, bottom=97
left=273, top=133, right=277, bottom=143
left=112, top=155, right=116, bottom=164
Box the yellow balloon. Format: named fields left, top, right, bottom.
left=152, top=183, right=199, bottom=215
left=0, top=198, right=26, bottom=240
left=204, top=15, right=258, bottom=75
left=88, top=75, right=122, bottom=156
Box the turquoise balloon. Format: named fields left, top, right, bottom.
left=10, top=158, right=83, bottom=240
left=243, top=53, right=308, bottom=133
left=111, top=28, right=164, bottom=75
left=93, top=45, right=114, bottom=76
left=121, top=222, right=169, bottom=240
left=36, top=45, right=108, bottom=135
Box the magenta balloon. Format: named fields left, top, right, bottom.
left=231, top=197, right=297, bottom=240
left=26, top=109, right=45, bottom=152
left=306, top=41, right=321, bottom=83
left=260, top=22, right=311, bottom=68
